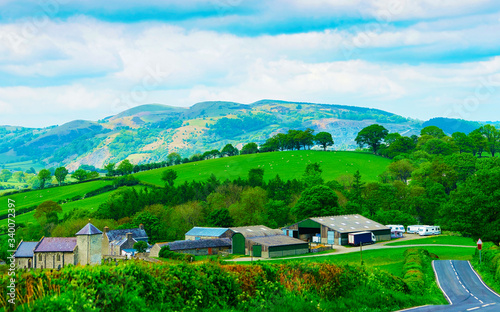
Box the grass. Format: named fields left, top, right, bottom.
left=0, top=180, right=113, bottom=214
left=244, top=246, right=474, bottom=278
left=0, top=160, right=45, bottom=171
left=385, top=235, right=477, bottom=247
left=134, top=150, right=391, bottom=186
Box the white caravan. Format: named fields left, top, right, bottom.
left=407, top=225, right=425, bottom=234
left=386, top=225, right=405, bottom=233
left=418, top=225, right=441, bottom=236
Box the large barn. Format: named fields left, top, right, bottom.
left=282, top=214, right=391, bottom=245
left=230, top=225, right=308, bottom=258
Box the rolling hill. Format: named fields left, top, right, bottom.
left=0, top=99, right=484, bottom=171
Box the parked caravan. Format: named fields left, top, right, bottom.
left=386, top=225, right=405, bottom=233
left=418, top=226, right=441, bottom=236
left=407, top=225, right=425, bottom=234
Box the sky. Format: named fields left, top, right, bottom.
left=0, top=0, right=500, bottom=128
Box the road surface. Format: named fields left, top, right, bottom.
left=400, top=260, right=500, bottom=312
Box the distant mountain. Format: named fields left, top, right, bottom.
left=0, top=100, right=488, bottom=171
left=422, top=118, right=482, bottom=135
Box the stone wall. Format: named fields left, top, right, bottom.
left=34, top=252, right=76, bottom=269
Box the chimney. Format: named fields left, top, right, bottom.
left=126, top=232, right=133, bottom=241
left=103, top=226, right=109, bottom=234
left=139, top=224, right=144, bottom=230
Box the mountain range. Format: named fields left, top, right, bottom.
left=0, top=100, right=488, bottom=171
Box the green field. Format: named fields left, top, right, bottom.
left=262, top=246, right=474, bottom=277
left=0, top=160, right=45, bottom=171
left=386, top=236, right=477, bottom=247
left=134, top=150, right=391, bottom=186
left=0, top=180, right=113, bottom=215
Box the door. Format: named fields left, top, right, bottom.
left=327, top=231, right=335, bottom=244
left=253, top=245, right=262, bottom=257
left=208, top=247, right=212, bottom=255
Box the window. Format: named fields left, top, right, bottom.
left=57, top=254, right=61, bottom=261
left=38, top=254, right=42, bottom=261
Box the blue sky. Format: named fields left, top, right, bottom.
left=0, top=0, right=499, bottom=127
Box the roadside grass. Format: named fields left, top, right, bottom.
left=386, top=235, right=476, bottom=247
left=134, top=150, right=391, bottom=187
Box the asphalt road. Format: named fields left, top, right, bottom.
left=400, top=260, right=500, bottom=312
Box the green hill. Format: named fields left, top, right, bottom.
left=134, top=150, right=391, bottom=186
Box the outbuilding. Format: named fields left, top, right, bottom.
left=14, top=240, right=38, bottom=269
left=184, top=227, right=232, bottom=240
left=283, top=214, right=391, bottom=245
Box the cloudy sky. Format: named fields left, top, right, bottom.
left=0, top=0, right=499, bottom=127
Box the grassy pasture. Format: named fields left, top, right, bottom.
left=385, top=235, right=477, bottom=247
left=134, top=150, right=391, bottom=186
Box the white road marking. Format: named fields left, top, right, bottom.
left=466, top=307, right=479, bottom=311
left=433, top=260, right=453, bottom=305
left=467, top=261, right=500, bottom=298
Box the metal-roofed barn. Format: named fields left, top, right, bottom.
left=150, top=238, right=232, bottom=257
left=283, top=214, right=391, bottom=245
left=229, top=225, right=308, bottom=258
left=184, top=227, right=232, bottom=240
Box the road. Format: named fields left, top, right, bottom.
left=400, top=260, right=500, bottom=312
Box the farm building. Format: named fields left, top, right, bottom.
left=102, top=224, right=148, bottom=256
left=14, top=241, right=38, bottom=269
left=185, top=227, right=232, bottom=240
left=150, top=238, right=232, bottom=257
left=282, top=214, right=391, bottom=245
left=230, top=225, right=308, bottom=258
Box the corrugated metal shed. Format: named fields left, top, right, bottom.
left=34, top=237, right=77, bottom=253
left=309, top=214, right=389, bottom=233
left=75, top=223, right=102, bottom=235
left=249, top=235, right=306, bottom=247
left=185, top=227, right=230, bottom=237
left=14, top=241, right=38, bottom=258
left=167, top=238, right=231, bottom=251
left=230, top=225, right=283, bottom=238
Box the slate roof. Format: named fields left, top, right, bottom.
left=34, top=237, right=77, bottom=253
left=185, top=227, right=230, bottom=237
left=14, top=241, right=38, bottom=258
left=165, top=238, right=231, bottom=251
left=76, top=223, right=103, bottom=235
left=106, top=228, right=148, bottom=242
left=230, top=225, right=283, bottom=238
left=308, top=214, right=390, bottom=233
left=249, top=235, right=307, bottom=247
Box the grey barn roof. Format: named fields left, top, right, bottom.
left=165, top=238, right=231, bottom=251
left=106, top=228, right=148, bottom=242
left=230, top=225, right=283, bottom=238
left=308, top=214, right=390, bottom=233
left=249, top=235, right=307, bottom=247
left=14, top=241, right=38, bottom=258
left=185, top=227, right=230, bottom=237
left=76, top=223, right=102, bottom=235
left=34, top=237, right=77, bottom=253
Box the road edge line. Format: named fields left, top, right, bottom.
left=432, top=260, right=453, bottom=305
left=467, top=261, right=500, bottom=298
left=395, top=305, right=431, bottom=312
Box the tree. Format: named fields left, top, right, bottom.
left=451, top=132, right=473, bottom=154
left=117, top=159, right=134, bottom=175
left=480, top=124, right=500, bottom=157
left=13, top=171, right=26, bottom=183
left=388, top=159, right=414, bottom=183
left=248, top=168, right=264, bottom=187
left=424, top=138, right=453, bottom=156
left=468, top=129, right=488, bottom=157
left=302, top=162, right=323, bottom=188
left=0, top=169, right=12, bottom=182
left=220, top=144, right=239, bottom=157
left=167, top=152, right=182, bottom=165
left=207, top=208, right=234, bottom=227
left=161, top=169, right=177, bottom=187
left=71, top=169, right=88, bottom=182
left=38, top=169, right=52, bottom=189
left=420, top=126, right=446, bottom=138
left=34, top=200, right=62, bottom=224
left=386, top=136, right=416, bottom=158
left=292, top=185, right=340, bottom=221
left=104, top=163, right=116, bottom=177
left=315, top=132, right=334, bottom=151
left=384, top=132, right=402, bottom=145
left=54, top=167, right=69, bottom=186
left=355, top=124, right=389, bottom=154
left=441, top=167, right=500, bottom=242
left=240, top=142, right=259, bottom=155
left=133, top=241, right=148, bottom=253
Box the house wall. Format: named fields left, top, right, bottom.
left=176, top=246, right=231, bottom=256
left=102, top=234, right=110, bottom=255
left=34, top=252, right=75, bottom=269
left=16, top=258, right=32, bottom=269
left=149, top=244, right=165, bottom=258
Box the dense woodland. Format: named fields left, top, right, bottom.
left=6, top=123, right=500, bottom=251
